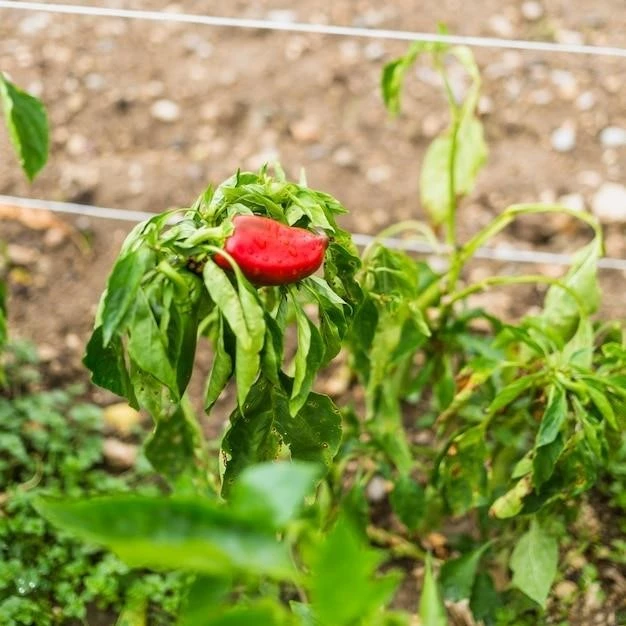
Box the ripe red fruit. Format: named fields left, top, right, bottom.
left=214, top=214, right=329, bottom=286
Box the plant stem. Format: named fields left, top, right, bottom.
left=366, top=525, right=426, bottom=560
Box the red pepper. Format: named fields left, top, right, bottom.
left=214, top=215, right=329, bottom=286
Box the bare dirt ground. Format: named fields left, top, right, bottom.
left=1, top=1, right=625, bottom=623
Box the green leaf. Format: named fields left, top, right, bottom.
left=309, top=515, right=400, bottom=626
left=533, top=434, right=564, bottom=489
left=510, top=518, right=558, bottom=608
left=178, top=576, right=231, bottom=626
left=275, top=386, right=342, bottom=469
left=290, top=301, right=324, bottom=416
left=36, top=495, right=293, bottom=579
left=440, top=543, right=491, bottom=602
left=488, top=374, right=540, bottom=414
left=144, top=399, right=209, bottom=492
left=102, top=247, right=155, bottom=346
left=128, top=288, right=179, bottom=398
left=419, top=553, right=448, bottom=626
left=0, top=73, right=48, bottom=180
left=438, top=426, right=488, bottom=516
left=535, top=385, right=567, bottom=447
left=203, top=259, right=253, bottom=351
left=260, top=313, right=284, bottom=386
left=587, top=384, right=618, bottom=430
left=221, top=378, right=283, bottom=495
left=381, top=42, right=431, bottom=115
left=489, top=475, right=533, bottom=519
left=389, top=475, right=426, bottom=531
left=83, top=326, right=137, bottom=408
left=230, top=461, right=320, bottom=528
left=204, top=316, right=234, bottom=411
left=469, top=572, right=502, bottom=626
left=420, top=117, right=487, bottom=226
left=235, top=338, right=260, bottom=408
left=539, top=237, right=602, bottom=342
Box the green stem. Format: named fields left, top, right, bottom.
left=157, top=261, right=187, bottom=290
left=446, top=273, right=587, bottom=313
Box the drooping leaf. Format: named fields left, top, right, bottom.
left=510, top=518, right=558, bottom=608
left=205, top=315, right=234, bottom=411
left=538, top=237, right=602, bottom=342
left=102, top=247, right=155, bottom=346
left=0, top=72, right=48, bottom=180
left=535, top=385, right=567, bottom=447
left=275, top=384, right=342, bottom=469
left=221, top=378, right=283, bottom=495
left=36, top=495, right=293, bottom=579
left=469, top=572, right=502, bottom=626
left=83, top=326, right=138, bottom=408
left=128, top=287, right=179, bottom=398
left=290, top=301, right=324, bottom=416
left=144, top=399, right=209, bottom=492
left=420, top=117, right=487, bottom=226
left=381, top=42, right=432, bottom=115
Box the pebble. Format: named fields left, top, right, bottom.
left=19, top=13, right=51, bottom=36
left=366, top=476, right=390, bottom=502
left=478, top=95, right=494, bottom=115
left=43, top=228, right=67, bottom=249
left=66, top=134, right=89, bottom=157
left=182, top=33, right=213, bottom=59
left=558, top=193, right=585, bottom=212
left=103, top=403, right=144, bottom=436
left=102, top=438, right=138, bottom=470
left=84, top=73, right=106, bottom=91
left=550, top=69, right=578, bottom=100
left=521, top=1, right=544, bottom=21
left=488, top=15, right=515, bottom=38
left=576, top=91, right=596, bottom=111
left=554, top=580, right=578, bottom=600
left=150, top=99, right=181, bottom=123
left=332, top=146, right=357, bottom=168
left=364, top=41, right=386, bottom=61
left=366, top=165, right=392, bottom=184
left=421, top=113, right=445, bottom=138
left=551, top=121, right=577, bottom=152
left=285, top=36, right=309, bottom=61
left=65, top=334, right=82, bottom=351
left=38, top=344, right=59, bottom=362
left=289, top=117, right=321, bottom=143
left=8, top=245, right=38, bottom=266
left=529, top=88, right=554, bottom=105
left=555, top=29, right=584, bottom=45
left=600, top=126, right=626, bottom=148
left=591, top=183, right=626, bottom=223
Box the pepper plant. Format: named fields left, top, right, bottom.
left=35, top=40, right=626, bottom=626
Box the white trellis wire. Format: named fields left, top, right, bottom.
left=1, top=1, right=626, bottom=58
left=2, top=194, right=626, bottom=272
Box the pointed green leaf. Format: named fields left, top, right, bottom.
left=102, top=247, right=155, bottom=346
left=419, top=553, right=448, bottom=626
left=510, top=518, right=557, bottom=608
left=36, top=495, right=293, bottom=579
left=0, top=73, right=48, bottom=180
left=440, top=543, right=491, bottom=602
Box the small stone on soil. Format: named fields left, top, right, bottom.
left=150, top=99, right=181, bottom=123
left=591, top=183, right=626, bottom=223
left=103, top=438, right=138, bottom=469
left=551, top=122, right=577, bottom=152
left=600, top=126, right=626, bottom=148
left=521, top=1, right=544, bottom=21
